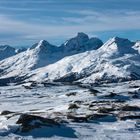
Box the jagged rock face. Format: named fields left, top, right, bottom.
left=62, top=32, right=103, bottom=52
left=64, top=32, right=89, bottom=51
left=85, top=37, right=103, bottom=50
left=16, top=114, right=60, bottom=132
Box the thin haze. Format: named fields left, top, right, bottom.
left=0, top=0, right=140, bottom=46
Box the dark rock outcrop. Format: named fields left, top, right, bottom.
left=16, top=114, right=59, bottom=132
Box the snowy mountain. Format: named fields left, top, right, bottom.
left=0, top=45, right=26, bottom=61
left=61, top=32, right=103, bottom=53
left=0, top=34, right=140, bottom=85
left=0, top=40, right=58, bottom=79
left=0, top=33, right=103, bottom=82
left=0, top=45, right=16, bottom=61
left=27, top=37, right=140, bottom=84
left=0, top=37, right=140, bottom=140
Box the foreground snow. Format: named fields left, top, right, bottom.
left=0, top=81, right=140, bottom=140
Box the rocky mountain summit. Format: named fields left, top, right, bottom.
left=0, top=33, right=139, bottom=85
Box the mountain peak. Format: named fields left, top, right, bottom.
left=111, top=36, right=134, bottom=44
left=38, top=40, right=50, bottom=46
left=77, top=32, right=89, bottom=39
left=112, top=36, right=122, bottom=41
left=105, top=36, right=135, bottom=48
left=0, top=34, right=140, bottom=84
left=100, top=36, right=136, bottom=57
left=34, top=40, right=59, bottom=55
left=0, top=45, right=13, bottom=50
left=85, top=37, right=103, bottom=50
left=30, top=40, right=51, bottom=50
left=0, top=45, right=16, bottom=61
left=61, top=32, right=103, bottom=52
left=76, top=32, right=89, bottom=43
left=63, top=32, right=89, bottom=51
left=36, top=40, right=50, bottom=49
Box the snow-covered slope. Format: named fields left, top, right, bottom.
left=28, top=37, right=140, bottom=83
left=0, top=33, right=103, bottom=80
left=0, top=40, right=59, bottom=78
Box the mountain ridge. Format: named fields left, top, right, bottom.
left=0, top=33, right=139, bottom=85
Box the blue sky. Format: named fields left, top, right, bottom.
left=0, top=0, right=140, bottom=47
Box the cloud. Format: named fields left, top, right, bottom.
left=62, top=10, right=140, bottom=29
left=0, top=8, right=140, bottom=45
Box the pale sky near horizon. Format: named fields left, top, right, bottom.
left=0, top=0, right=140, bottom=47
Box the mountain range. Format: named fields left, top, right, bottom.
left=0, top=32, right=139, bottom=85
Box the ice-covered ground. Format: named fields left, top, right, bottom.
left=0, top=81, right=140, bottom=140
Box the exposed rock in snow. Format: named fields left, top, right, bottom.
left=61, top=32, right=103, bottom=53
left=133, top=41, right=140, bottom=54
left=0, top=81, right=140, bottom=139
left=0, top=35, right=139, bottom=85
left=27, top=36, right=140, bottom=84
left=62, top=32, right=89, bottom=51
left=0, top=33, right=103, bottom=82
left=1, top=33, right=140, bottom=140
left=15, top=47, right=27, bottom=54
left=16, top=114, right=60, bottom=132
left=85, top=37, right=103, bottom=50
